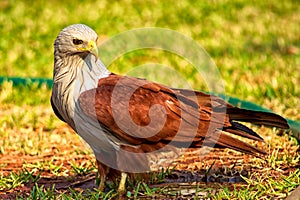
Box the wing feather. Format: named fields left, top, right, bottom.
left=78, top=74, right=288, bottom=156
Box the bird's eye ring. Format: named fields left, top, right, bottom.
left=73, top=39, right=84, bottom=45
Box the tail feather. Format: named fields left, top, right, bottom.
left=224, top=121, right=264, bottom=142
left=215, top=131, right=267, bottom=156
left=197, top=108, right=289, bottom=156
left=199, top=130, right=267, bottom=156
left=227, top=108, right=289, bottom=129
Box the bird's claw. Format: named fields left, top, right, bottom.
left=117, top=172, right=128, bottom=194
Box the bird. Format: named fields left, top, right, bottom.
left=51, top=24, right=289, bottom=192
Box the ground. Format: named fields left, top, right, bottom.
left=0, top=105, right=299, bottom=199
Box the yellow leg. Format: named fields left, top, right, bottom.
left=117, top=172, right=128, bottom=193
left=98, top=174, right=106, bottom=191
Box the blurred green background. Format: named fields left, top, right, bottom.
left=0, top=0, right=299, bottom=118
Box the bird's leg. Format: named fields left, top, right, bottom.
left=98, top=174, right=106, bottom=191
left=96, top=160, right=110, bottom=191
left=117, top=172, right=128, bottom=193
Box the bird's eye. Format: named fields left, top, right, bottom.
left=73, top=39, right=84, bottom=45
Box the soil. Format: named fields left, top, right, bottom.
left=0, top=125, right=298, bottom=199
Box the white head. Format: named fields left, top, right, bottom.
left=54, top=24, right=99, bottom=60
left=52, top=24, right=110, bottom=128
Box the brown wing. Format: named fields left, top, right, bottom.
left=78, top=74, right=281, bottom=156
left=79, top=74, right=210, bottom=143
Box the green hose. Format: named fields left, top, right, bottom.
left=1, top=76, right=299, bottom=141
left=0, top=76, right=53, bottom=88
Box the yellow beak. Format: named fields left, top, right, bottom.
left=88, top=40, right=99, bottom=59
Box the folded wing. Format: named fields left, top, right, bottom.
left=78, top=74, right=289, bottom=156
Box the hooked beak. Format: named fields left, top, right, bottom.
left=88, top=40, right=99, bottom=59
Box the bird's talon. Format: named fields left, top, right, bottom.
left=117, top=172, right=128, bottom=194
left=98, top=175, right=106, bottom=191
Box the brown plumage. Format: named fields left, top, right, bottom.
left=79, top=73, right=279, bottom=155
left=51, top=24, right=289, bottom=192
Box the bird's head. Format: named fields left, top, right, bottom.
left=54, top=24, right=99, bottom=59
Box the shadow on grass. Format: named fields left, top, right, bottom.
left=0, top=167, right=250, bottom=199
left=0, top=173, right=98, bottom=199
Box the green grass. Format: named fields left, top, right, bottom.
left=0, top=0, right=299, bottom=199
left=0, top=0, right=299, bottom=113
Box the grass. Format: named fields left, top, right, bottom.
left=0, top=0, right=299, bottom=199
